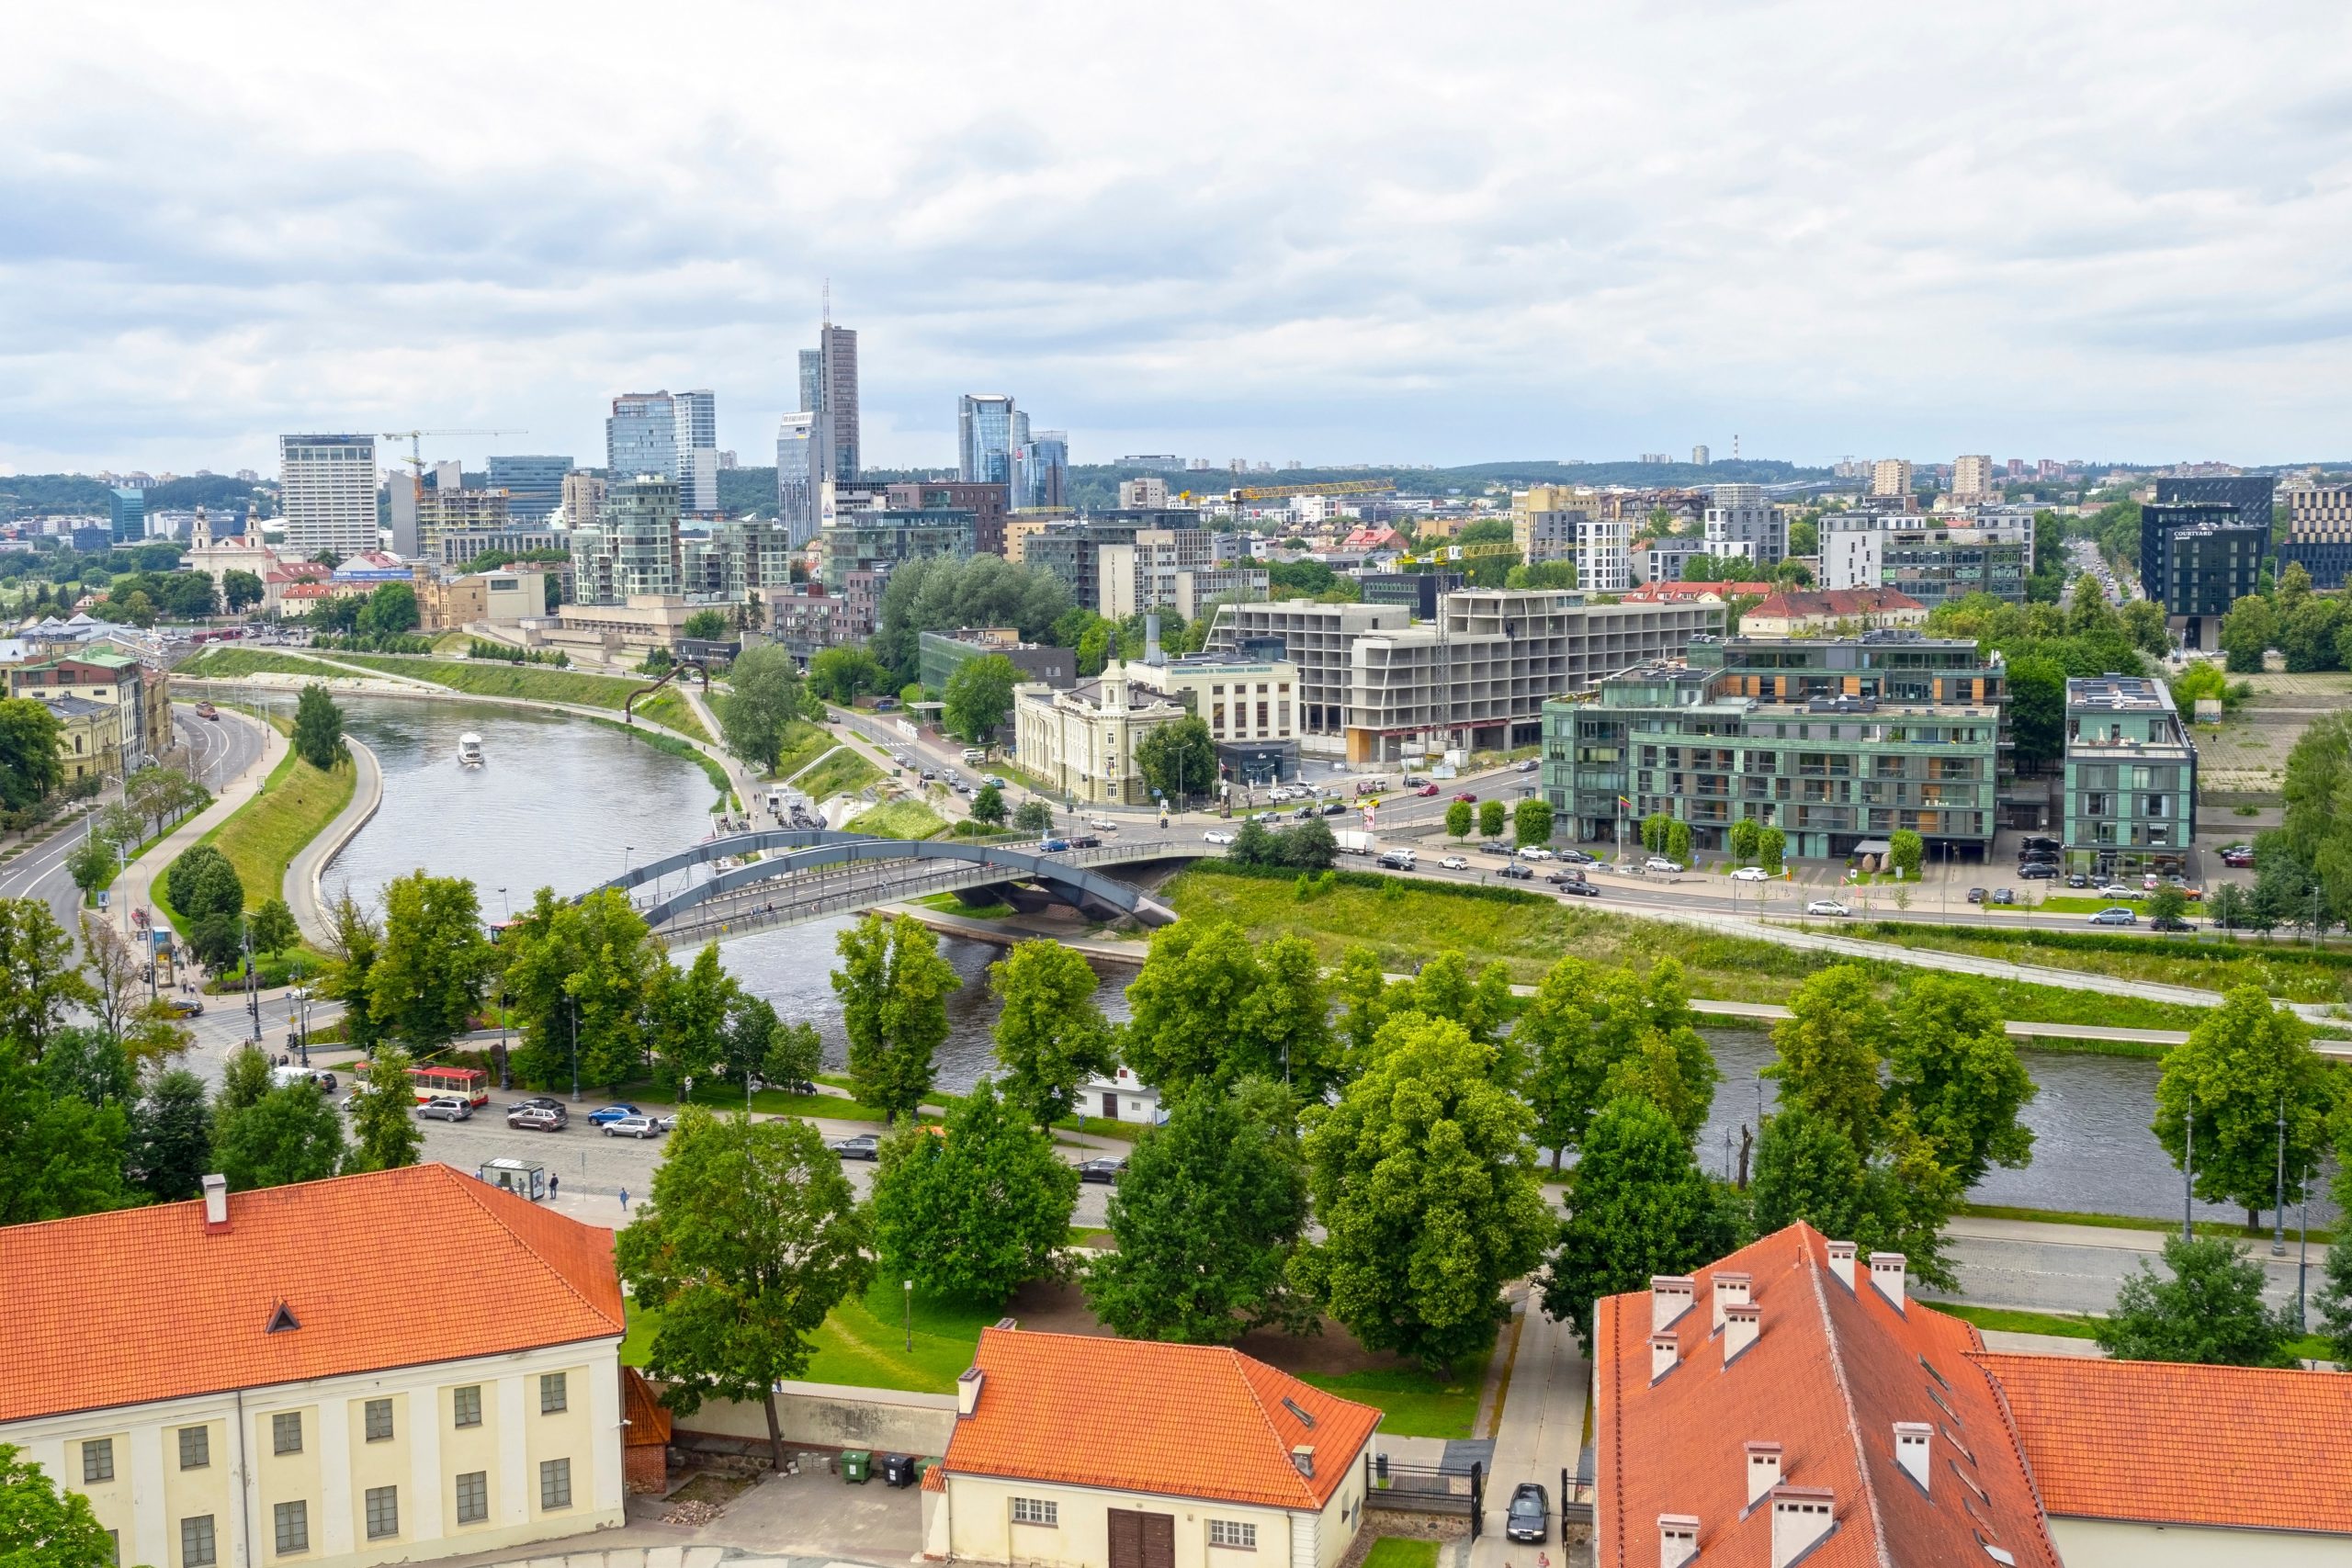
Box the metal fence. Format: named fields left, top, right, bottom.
left=1363, top=1454, right=1485, bottom=1538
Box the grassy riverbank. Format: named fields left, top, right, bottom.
left=210, top=750, right=356, bottom=911
left=1163, top=863, right=2214, bottom=1032
left=1859, top=919, right=2352, bottom=1006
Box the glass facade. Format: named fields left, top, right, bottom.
left=605, top=393, right=678, bottom=489
left=1014, top=431, right=1069, bottom=509
left=776, top=412, right=819, bottom=545
left=2061, top=675, right=2197, bottom=873
left=483, top=455, right=574, bottom=525
left=958, top=394, right=1017, bottom=485
left=110, top=486, right=146, bottom=544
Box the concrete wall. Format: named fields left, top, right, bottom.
left=668, top=1380, right=957, bottom=1458
left=2050, top=1516, right=2352, bottom=1566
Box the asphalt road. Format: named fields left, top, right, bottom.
left=1937, top=1226, right=2321, bottom=1321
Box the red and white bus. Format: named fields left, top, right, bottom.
left=405, top=1064, right=489, bottom=1107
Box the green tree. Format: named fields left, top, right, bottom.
left=989, top=940, right=1115, bottom=1126
left=806, top=647, right=888, bottom=705
left=1229, top=817, right=1276, bottom=866
left=64, top=833, right=117, bottom=896
left=1086, top=1080, right=1314, bottom=1342
left=1758, top=824, right=1786, bottom=873
left=869, top=1078, right=1078, bottom=1302
left=368, top=872, right=494, bottom=1050
left=317, top=890, right=385, bottom=1050
left=1665, top=818, right=1692, bottom=865
left=1275, top=816, right=1338, bottom=870
left=0, top=898, right=96, bottom=1057
left=1539, top=1095, right=1737, bottom=1347
left=248, top=897, right=301, bottom=956
left=2148, top=884, right=2188, bottom=927
left=1749, top=1103, right=1962, bottom=1290
left=2003, top=654, right=2068, bottom=768
left=1124, top=921, right=1337, bottom=1095
left=0, top=1443, right=119, bottom=1567
left=343, top=1043, right=423, bottom=1173
left=969, top=782, right=1008, bottom=826
left=291, top=682, right=348, bottom=771
left=0, top=1037, right=131, bottom=1224
left=1013, top=798, right=1055, bottom=835
left=1885, top=975, right=2035, bottom=1186
left=361, top=580, right=420, bottom=637
left=2119, top=596, right=2170, bottom=656
left=0, top=697, right=63, bottom=808
left=1886, top=829, right=1924, bottom=878
left=1767, top=965, right=1887, bottom=1149
left=1478, top=799, right=1505, bottom=839
left=615, top=1109, right=871, bottom=1470
left=718, top=644, right=807, bottom=773
left=760, top=1016, right=824, bottom=1095
left=650, top=943, right=740, bottom=1094
left=2094, top=1235, right=2296, bottom=1367
left=832, top=912, right=960, bottom=1123
left=129, top=1067, right=214, bottom=1201
left=1294, top=1014, right=1553, bottom=1371
left=2221, top=593, right=2278, bottom=674
left=221, top=568, right=265, bottom=612
left=1445, top=799, right=1473, bottom=840
left=1520, top=956, right=1718, bottom=1160
left=942, top=653, right=1019, bottom=744
left=1514, top=798, right=1555, bottom=848
left=1136, top=716, right=1217, bottom=810
left=2153, top=985, right=2333, bottom=1227
left=1728, top=818, right=1761, bottom=864
left=209, top=1045, right=346, bottom=1190
left=499, top=886, right=667, bottom=1092
left=2207, top=881, right=2253, bottom=934
left=682, top=607, right=732, bottom=641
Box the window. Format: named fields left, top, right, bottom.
left=453, top=1385, right=482, bottom=1428
left=1011, top=1497, right=1058, bottom=1527
left=273, top=1501, right=309, bottom=1556
left=1209, top=1520, right=1258, bottom=1550
left=456, top=1471, right=490, bottom=1525
left=179, top=1427, right=210, bottom=1471
left=106, top=1530, right=119, bottom=1564
left=364, top=1398, right=393, bottom=1442
left=272, top=1413, right=302, bottom=1455
left=539, top=1372, right=568, bottom=1414
left=364, top=1485, right=399, bottom=1540
left=182, top=1515, right=218, bottom=1568
left=83, top=1438, right=115, bottom=1483
left=539, top=1458, right=573, bottom=1511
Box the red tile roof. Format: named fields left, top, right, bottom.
left=1973, top=1353, right=2352, bottom=1536
left=1620, top=580, right=1777, bottom=602
left=621, top=1366, right=673, bottom=1448
left=1748, top=588, right=1926, bottom=620
left=1, top=1164, right=624, bottom=1423
left=1594, top=1224, right=2062, bottom=1568
left=944, top=1326, right=1380, bottom=1511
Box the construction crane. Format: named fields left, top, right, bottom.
left=1226, top=478, right=1397, bottom=505
left=1393, top=541, right=1520, bottom=569
left=379, top=429, right=527, bottom=475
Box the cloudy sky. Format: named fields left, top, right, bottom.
left=6, top=1, right=2351, bottom=476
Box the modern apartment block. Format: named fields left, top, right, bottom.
left=764, top=573, right=884, bottom=659
left=1023, top=512, right=1204, bottom=611
left=775, top=412, right=820, bottom=545
left=558, top=473, right=605, bottom=529
left=278, top=434, right=380, bottom=559
left=885, top=481, right=1011, bottom=558
left=2282, top=481, right=2352, bottom=588
left=482, top=456, right=573, bottom=525
left=1543, top=630, right=2003, bottom=859
left=1097, top=530, right=1270, bottom=619
left=672, top=389, right=718, bottom=513
left=818, top=508, right=974, bottom=588
left=2139, top=502, right=2265, bottom=648
left=1702, top=482, right=1783, bottom=565
left=570, top=477, right=681, bottom=604
left=416, top=487, right=510, bottom=563
left=2061, top=674, right=2196, bottom=874
left=1511, top=485, right=1587, bottom=562
left=1821, top=510, right=2030, bottom=605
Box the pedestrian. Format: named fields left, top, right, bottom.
left=548, top=1173, right=560, bottom=1201
left=618, top=1186, right=629, bottom=1213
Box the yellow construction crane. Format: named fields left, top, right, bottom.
left=380, top=428, right=527, bottom=474
left=1393, top=541, right=1520, bottom=568
left=1227, top=478, right=1397, bottom=504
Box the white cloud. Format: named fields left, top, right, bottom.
left=3, top=0, right=2350, bottom=473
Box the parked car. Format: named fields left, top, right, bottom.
left=1479, top=840, right=1510, bottom=854
left=586, top=1103, right=644, bottom=1125
left=1505, top=1483, right=1551, bottom=1545
left=2021, top=834, right=2061, bottom=852
left=1965, top=886, right=1987, bottom=903
left=1204, top=829, right=1236, bottom=845
left=1417, top=782, right=1441, bottom=796
left=507, top=1105, right=567, bottom=1132
left=828, top=1133, right=882, bottom=1160
left=1991, top=887, right=2015, bottom=905
left=1731, top=865, right=1770, bottom=882
left=416, top=1095, right=473, bottom=1122
left=1520, top=846, right=1555, bottom=861
left=1440, top=855, right=1468, bottom=870
left=1645, top=856, right=1684, bottom=874
left=2095, top=883, right=2135, bottom=899
left=2221, top=846, right=2254, bottom=868
left=2088, top=907, right=2138, bottom=926
left=2018, top=863, right=2057, bottom=879
left=1498, top=863, right=1534, bottom=880
left=603, top=1114, right=665, bottom=1139
left=1078, top=1156, right=1127, bottom=1184
left=1453, top=792, right=1479, bottom=804
left=2066, top=873, right=2090, bottom=888
left=1557, top=878, right=1600, bottom=897
left=1558, top=848, right=1598, bottom=865
left=160, top=996, right=204, bottom=1018
left=1804, top=899, right=1850, bottom=917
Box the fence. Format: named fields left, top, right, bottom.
left=1363, top=1453, right=1486, bottom=1538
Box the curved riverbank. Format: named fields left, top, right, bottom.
left=285, top=734, right=383, bottom=944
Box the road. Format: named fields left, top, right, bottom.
left=1935, top=1214, right=2323, bottom=1321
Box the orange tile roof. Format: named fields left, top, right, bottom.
left=1973, top=1352, right=2352, bottom=1536
left=1594, top=1223, right=2062, bottom=1568
left=621, top=1366, right=673, bottom=1448
left=944, top=1327, right=1380, bottom=1511
left=1, top=1164, right=623, bottom=1423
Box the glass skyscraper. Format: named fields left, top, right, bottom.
left=776, top=412, right=820, bottom=546
left=109, top=486, right=146, bottom=544
left=959, top=394, right=1018, bottom=485
left=1015, top=430, right=1070, bottom=509
left=483, top=455, right=574, bottom=525
left=606, top=393, right=678, bottom=488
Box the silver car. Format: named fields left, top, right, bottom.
left=1804, top=899, right=1849, bottom=917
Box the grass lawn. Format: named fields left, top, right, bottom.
left=1295, top=1366, right=1481, bottom=1439
left=797, top=748, right=885, bottom=802
left=1930, top=1300, right=2331, bottom=1361
left=1164, top=863, right=2213, bottom=1032
left=207, top=750, right=355, bottom=910
left=184, top=647, right=350, bottom=681
left=638, top=689, right=709, bottom=744
left=307, top=650, right=652, bottom=708
left=912, top=893, right=1016, bottom=919
left=846, top=798, right=949, bottom=840
left=1861, top=921, right=2352, bottom=1007
left=1959, top=1201, right=2335, bottom=1246
left=770, top=720, right=838, bottom=782
left=1361, top=1542, right=1440, bottom=1568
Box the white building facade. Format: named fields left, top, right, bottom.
left=278, top=435, right=380, bottom=559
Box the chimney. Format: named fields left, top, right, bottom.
left=1723, top=1303, right=1760, bottom=1365
left=1894, top=1422, right=1931, bottom=1493
left=1868, top=1253, right=1907, bottom=1314
left=1743, top=1442, right=1782, bottom=1509
left=1825, top=1240, right=1856, bottom=1290
left=1768, top=1486, right=1835, bottom=1568
left=1712, top=1271, right=1752, bottom=1332
left=201, top=1173, right=230, bottom=1232
left=1650, top=1331, right=1680, bottom=1383
left=1651, top=1275, right=1697, bottom=1332
left=956, top=1368, right=985, bottom=1419
left=1657, top=1514, right=1700, bottom=1568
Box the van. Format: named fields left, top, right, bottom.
left=961, top=748, right=986, bottom=764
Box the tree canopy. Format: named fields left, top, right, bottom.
left=833, top=912, right=960, bottom=1123
left=869, top=1078, right=1078, bottom=1303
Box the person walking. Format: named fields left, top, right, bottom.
left=618, top=1186, right=629, bottom=1214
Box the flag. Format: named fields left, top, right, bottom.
left=1618, top=795, right=1634, bottom=811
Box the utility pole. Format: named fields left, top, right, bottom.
left=2183, top=1112, right=2195, bottom=1244
left=2274, top=1095, right=2288, bottom=1257
left=571, top=998, right=582, bottom=1103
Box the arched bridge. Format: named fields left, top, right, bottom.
left=586, top=828, right=1210, bottom=945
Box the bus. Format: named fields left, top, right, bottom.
left=405, top=1064, right=490, bottom=1107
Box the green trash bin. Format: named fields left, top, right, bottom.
left=842, top=1450, right=872, bottom=1484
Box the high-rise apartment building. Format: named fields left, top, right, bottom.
left=571, top=477, right=682, bottom=604
left=959, top=395, right=1019, bottom=486
left=108, top=486, right=145, bottom=545
left=606, top=394, right=678, bottom=491
left=560, top=472, right=606, bottom=529
left=1120, top=477, right=1170, bottom=509
left=1691, top=445, right=1711, bottom=466
left=1871, top=458, right=1914, bottom=498
left=775, top=412, right=820, bottom=546
left=1511, top=485, right=1588, bottom=565
left=1951, top=455, right=1995, bottom=499
left=1703, top=482, right=1784, bottom=565
left=673, top=390, right=718, bottom=512
left=484, top=456, right=574, bottom=525
left=278, top=434, right=380, bottom=558
left=2282, top=483, right=2352, bottom=588
left=418, top=487, right=511, bottom=562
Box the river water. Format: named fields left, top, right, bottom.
left=329, top=694, right=2326, bottom=1225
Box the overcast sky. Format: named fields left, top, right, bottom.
left=6, top=1, right=2351, bottom=477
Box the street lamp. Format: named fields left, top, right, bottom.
left=903, top=1279, right=914, bottom=1351
left=570, top=997, right=582, bottom=1104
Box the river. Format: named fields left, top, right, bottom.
left=328, top=693, right=2326, bottom=1226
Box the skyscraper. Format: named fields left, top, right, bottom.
left=278, top=434, right=380, bottom=558
left=798, top=350, right=824, bottom=417
left=606, top=393, right=678, bottom=489
left=673, top=389, right=718, bottom=512
left=484, top=455, right=574, bottom=525
left=776, top=412, right=820, bottom=546
left=959, top=394, right=1018, bottom=485
left=1016, top=430, right=1069, bottom=509
left=816, top=323, right=859, bottom=482
left=108, top=486, right=145, bottom=545
left=607, top=476, right=683, bottom=598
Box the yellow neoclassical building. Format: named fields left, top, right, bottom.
left=2, top=1165, right=628, bottom=1568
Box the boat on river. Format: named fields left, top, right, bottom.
left=457, top=733, right=485, bottom=768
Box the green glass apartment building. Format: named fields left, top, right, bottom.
left=1542, top=631, right=2004, bottom=861
left=2060, top=675, right=2196, bottom=874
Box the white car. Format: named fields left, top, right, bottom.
left=1731, top=865, right=1770, bottom=882
left=1804, top=899, right=1850, bottom=917
left=1645, top=856, right=1684, bottom=874
left=1204, top=829, right=1236, bottom=845
left=1519, top=846, right=1555, bottom=861
left=1087, top=818, right=1117, bottom=831
left=1440, top=855, right=1468, bottom=870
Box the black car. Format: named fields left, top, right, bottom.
left=1321, top=801, right=1347, bottom=816
left=2066, top=873, right=2090, bottom=888
left=1078, top=1156, right=1127, bottom=1183
left=1498, top=863, right=1534, bottom=881
left=1965, top=886, right=1987, bottom=903
left=2153, top=915, right=2196, bottom=932
left=1558, top=848, right=1598, bottom=865
left=1479, top=840, right=1510, bottom=854
left=1505, top=1482, right=1550, bottom=1544
left=828, top=1134, right=882, bottom=1160
left=1556, top=879, right=1600, bottom=897
left=2018, top=863, right=2057, bottom=879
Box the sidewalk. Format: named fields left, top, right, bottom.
left=1468, top=1289, right=1587, bottom=1565
left=112, top=708, right=287, bottom=939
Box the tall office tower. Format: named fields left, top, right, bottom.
left=1871, top=458, right=1914, bottom=498
left=484, top=455, right=574, bottom=525
left=2156, top=475, right=2277, bottom=529
left=798, top=350, right=824, bottom=415
left=559, top=472, right=606, bottom=529
left=1691, top=445, right=1711, bottom=467
left=1951, top=454, right=1995, bottom=499
left=776, top=412, right=820, bottom=546
left=607, top=392, right=678, bottom=491
left=818, top=323, right=859, bottom=481
left=108, top=486, right=146, bottom=544
left=605, top=476, right=683, bottom=597
left=279, top=434, right=380, bottom=558
left=1018, top=431, right=1069, bottom=509
left=673, top=389, right=718, bottom=511
left=959, top=394, right=1018, bottom=484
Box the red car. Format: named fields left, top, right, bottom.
left=2221, top=848, right=2253, bottom=868
left=1417, top=783, right=1441, bottom=796
left=1453, top=792, right=1478, bottom=804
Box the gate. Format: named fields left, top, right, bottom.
left=1363, top=1454, right=1486, bottom=1539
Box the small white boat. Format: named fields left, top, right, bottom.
left=457, top=733, right=485, bottom=768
